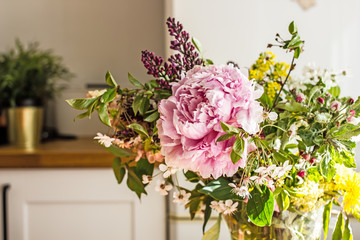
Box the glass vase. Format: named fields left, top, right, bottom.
left=223, top=203, right=323, bottom=240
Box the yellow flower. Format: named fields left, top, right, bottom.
left=334, top=164, right=354, bottom=190
left=266, top=81, right=281, bottom=101
left=342, top=171, right=360, bottom=214
left=272, top=62, right=290, bottom=80
left=291, top=180, right=324, bottom=212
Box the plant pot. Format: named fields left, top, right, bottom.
left=6, top=107, right=43, bottom=150
left=223, top=203, right=323, bottom=240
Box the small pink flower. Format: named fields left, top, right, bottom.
left=295, top=93, right=305, bottom=103
left=146, top=151, right=164, bottom=164
left=330, top=101, right=341, bottom=112
left=301, top=153, right=311, bottom=161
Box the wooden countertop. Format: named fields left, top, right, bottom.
left=0, top=138, right=114, bottom=168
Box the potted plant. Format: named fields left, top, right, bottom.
left=0, top=39, right=73, bottom=149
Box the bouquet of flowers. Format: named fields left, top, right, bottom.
left=67, top=18, right=360, bottom=240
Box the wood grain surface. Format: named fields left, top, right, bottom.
left=0, top=138, right=114, bottom=168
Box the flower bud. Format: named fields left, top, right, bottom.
left=297, top=171, right=306, bottom=178
left=317, top=97, right=324, bottom=104
left=302, top=154, right=311, bottom=161
left=330, top=101, right=341, bottom=112
left=348, top=98, right=355, bottom=105
left=309, top=158, right=316, bottom=164
left=295, top=93, right=305, bottom=103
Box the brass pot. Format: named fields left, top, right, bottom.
left=6, top=107, right=43, bottom=150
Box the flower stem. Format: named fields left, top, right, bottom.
left=270, top=56, right=296, bottom=112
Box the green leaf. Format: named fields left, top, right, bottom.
left=105, top=144, right=135, bottom=157
left=127, top=167, right=147, bottom=199
left=128, top=123, right=149, bottom=138
left=136, top=157, right=154, bottom=177
left=199, top=177, right=244, bottom=201
left=330, top=124, right=360, bottom=140
left=341, top=151, right=356, bottom=168
left=332, top=212, right=344, bottom=240
left=323, top=200, right=332, bottom=240
left=101, top=88, right=117, bottom=103
left=230, top=150, right=241, bottom=164
left=232, top=137, right=245, bottom=157
left=192, top=37, right=203, bottom=54
left=220, top=122, right=240, bottom=134
left=216, top=133, right=234, bottom=142
left=294, top=47, right=301, bottom=59
left=277, top=102, right=308, bottom=112
left=139, top=97, right=150, bottom=115
left=246, top=185, right=275, bottom=227
left=202, top=197, right=212, bottom=234
left=329, top=86, right=341, bottom=98
left=184, top=170, right=200, bottom=183
left=132, top=95, right=142, bottom=115
left=144, top=111, right=160, bottom=122
left=128, top=73, right=143, bottom=87
left=288, top=21, right=298, bottom=34
left=205, top=59, right=214, bottom=65
left=113, top=157, right=126, bottom=184
left=319, top=153, right=336, bottom=181
left=97, top=103, right=111, bottom=127
left=343, top=217, right=353, bottom=240
left=202, top=214, right=221, bottom=240
left=275, top=189, right=290, bottom=211
left=189, top=197, right=201, bottom=220
left=105, top=71, right=118, bottom=87
left=66, top=97, right=98, bottom=110
left=74, top=111, right=91, bottom=120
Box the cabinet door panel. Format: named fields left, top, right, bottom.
left=0, top=169, right=165, bottom=240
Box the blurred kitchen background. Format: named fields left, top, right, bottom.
left=1, top=0, right=360, bottom=239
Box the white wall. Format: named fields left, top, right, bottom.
left=0, top=0, right=165, bottom=136
left=167, top=0, right=360, bottom=98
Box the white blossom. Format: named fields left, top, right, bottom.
left=228, top=183, right=250, bottom=198
left=210, top=201, right=224, bottom=213
left=219, top=200, right=238, bottom=215
left=142, top=175, right=152, bottom=184
left=155, top=180, right=173, bottom=196
left=159, top=164, right=178, bottom=178
left=94, top=133, right=115, bottom=148
left=87, top=89, right=107, bottom=98
left=268, top=112, right=278, bottom=121
left=173, top=190, right=191, bottom=205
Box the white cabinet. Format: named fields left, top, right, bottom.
left=0, top=169, right=166, bottom=240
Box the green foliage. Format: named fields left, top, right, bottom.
left=128, top=123, right=150, bottom=138
left=199, top=177, right=244, bottom=201
left=0, top=39, right=73, bottom=107
left=202, top=214, right=221, bottom=240
left=332, top=212, right=344, bottom=240
left=113, top=157, right=126, bottom=184
left=105, top=71, right=118, bottom=87
left=323, top=200, right=332, bottom=240
left=343, top=218, right=353, bottom=240
left=202, top=197, right=213, bottom=234
left=128, top=73, right=143, bottom=87
left=246, top=185, right=275, bottom=227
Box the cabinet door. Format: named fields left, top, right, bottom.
left=0, top=169, right=165, bottom=240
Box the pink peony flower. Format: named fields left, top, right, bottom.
left=157, top=65, right=263, bottom=179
